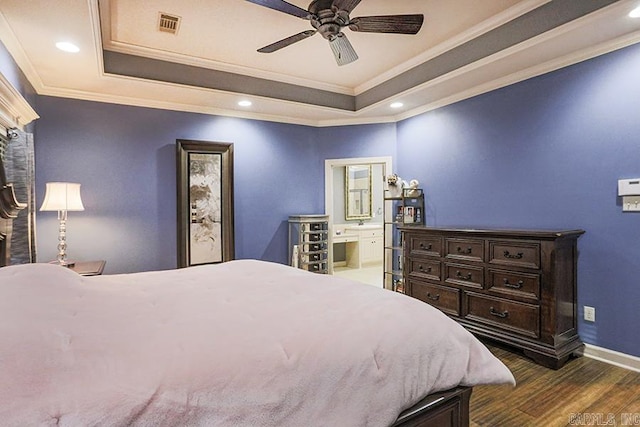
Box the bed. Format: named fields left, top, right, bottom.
left=0, top=259, right=514, bottom=426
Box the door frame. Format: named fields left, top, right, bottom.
left=324, top=156, right=392, bottom=274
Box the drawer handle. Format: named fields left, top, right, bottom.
left=503, top=278, right=524, bottom=289
left=503, top=250, right=524, bottom=259
left=419, top=243, right=433, bottom=250
left=457, top=246, right=472, bottom=254
left=489, top=307, right=509, bottom=318
left=418, top=265, right=432, bottom=273
left=455, top=270, right=473, bottom=280
left=426, top=292, right=440, bottom=301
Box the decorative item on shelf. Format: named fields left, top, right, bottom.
left=386, top=173, right=404, bottom=197
left=39, top=182, right=84, bottom=267
left=406, top=179, right=420, bottom=197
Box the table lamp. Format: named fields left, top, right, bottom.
left=40, top=182, right=84, bottom=266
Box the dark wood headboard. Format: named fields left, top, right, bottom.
left=0, top=139, right=26, bottom=266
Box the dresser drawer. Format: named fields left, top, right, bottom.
left=300, top=261, right=328, bottom=273
left=465, top=293, right=540, bottom=338
left=487, top=269, right=540, bottom=302
left=360, top=229, right=383, bottom=238
left=299, top=242, right=328, bottom=253
left=488, top=240, right=540, bottom=269
left=407, top=235, right=442, bottom=257
left=445, top=238, right=484, bottom=262
left=407, top=258, right=441, bottom=282
left=411, top=280, right=460, bottom=316
left=444, top=263, right=484, bottom=289
left=304, top=231, right=328, bottom=243
left=300, top=251, right=328, bottom=263
left=301, top=222, right=328, bottom=232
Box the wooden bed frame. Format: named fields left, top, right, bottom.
left=392, top=387, right=471, bottom=427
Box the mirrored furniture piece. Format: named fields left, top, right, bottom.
left=288, top=214, right=329, bottom=274
left=345, top=164, right=372, bottom=221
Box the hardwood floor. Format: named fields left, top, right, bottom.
left=471, top=341, right=640, bottom=427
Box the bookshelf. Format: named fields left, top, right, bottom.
left=383, top=188, right=424, bottom=292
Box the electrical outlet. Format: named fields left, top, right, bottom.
left=584, top=306, right=596, bottom=322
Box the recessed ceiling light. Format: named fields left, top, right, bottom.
left=390, top=102, right=404, bottom=109
left=630, top=6, right=640, bottom=18
left=238, top=100, right=252, bottom=107
left=55, top=42, right=80, bottom=53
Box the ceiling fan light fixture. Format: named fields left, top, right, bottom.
left=250, top=0, right=422, bottom=66
left=629, top=6, right=640, bottom=18
left=55, top=41, right=80, bottom=53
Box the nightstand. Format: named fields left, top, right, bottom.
left=67, top=260, right=106, bottom=276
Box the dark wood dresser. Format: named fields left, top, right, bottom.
left=400, top=226, right=585, bottom=369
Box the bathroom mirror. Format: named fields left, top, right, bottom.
left=345, top=164, right=372, bottom=220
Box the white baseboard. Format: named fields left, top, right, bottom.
left=583, top=344, right=640, bottom=373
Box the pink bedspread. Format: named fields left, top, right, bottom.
left=0, top=260, right=514, bottom=426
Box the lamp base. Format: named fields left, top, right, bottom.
left=48, top=260, right=76, bottom=268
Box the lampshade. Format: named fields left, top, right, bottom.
left=40, top=182, right=85, bottom=212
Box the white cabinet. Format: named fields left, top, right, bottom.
left=359, top=229, right=383, bottom=264
left=341, top=226, right=383, bottom=268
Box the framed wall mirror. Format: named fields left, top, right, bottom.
left=176, top=140, right=234, bottom=268
left=345, top=164, right=372, bottom=220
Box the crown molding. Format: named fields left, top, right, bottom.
left=0, top=72, right=39, bottom=130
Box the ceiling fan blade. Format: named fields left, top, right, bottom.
left=331, top=0, right=362, bottom=14
left=245, top=0, right=311, bottom=19
left=349, top=14, right=424, bottom=34
left=329, top=33, right=358, bottom=66
left=257, top=30, right=317, bottom=53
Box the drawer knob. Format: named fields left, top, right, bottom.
left=457, top=246, right=472, bottom=254
left=503, top=278, right=524, bottom=289
left=426, top=292, right=440, bottom=301
left=489, top=307, right=509, bottom=318
left=503, top=250, right=524, bottom=259
left=419, top=243, right=432, bottom=250
left=455, top=270, right=473, bottom=280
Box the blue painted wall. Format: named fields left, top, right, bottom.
left=33, top=97, right=395, bottom=273
left=396, top=43, right=640, bottom=357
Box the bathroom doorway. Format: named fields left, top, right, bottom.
left=324, top=157, right=392, bottom=288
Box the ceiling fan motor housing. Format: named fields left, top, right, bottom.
left=310, top=0, right=350, bottom=40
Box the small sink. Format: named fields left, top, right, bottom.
left=345, top=224, right=382, bottom=230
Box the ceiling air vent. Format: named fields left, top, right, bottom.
left=158, top=13, right=180, bottom=34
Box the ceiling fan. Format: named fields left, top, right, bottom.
left=246, top=0, right=424, bottom=66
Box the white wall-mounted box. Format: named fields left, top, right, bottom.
left=618, top=178, right=640, bottom=196
left=618, top=178, right=640, bottom=212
